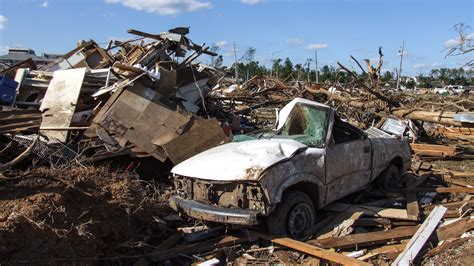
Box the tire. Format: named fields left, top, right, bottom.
left=267, top=191, right=316, bottom=240
left=376, top=164, right=401, bottom=189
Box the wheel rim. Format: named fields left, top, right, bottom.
left=287, top=203, right=313, bottom=238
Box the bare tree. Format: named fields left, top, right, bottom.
left=445, top=23, right=473, bottom=66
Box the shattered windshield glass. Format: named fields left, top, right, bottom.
left=234, top=104, right=329, bottom=147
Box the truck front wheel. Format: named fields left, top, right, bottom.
left=267, top=191, right=315, bottom=240
left=376, top=164, right=401, bottom=189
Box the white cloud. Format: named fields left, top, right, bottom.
left=215, top=40, right=227, bottom=48
left=307, top=43, right=328, bottom=50
left=0, top=15, right=7, bottom=30
left=286, top=38, right=304, bottom=46
left=413, top=63, right=428, bottom=69
left=105, top=0, right=213, bottom=15
left=41, top=1, right=48, bottom=7
left=444, top=32, right=474, bottom=48
left=413, top=63, right=443, bottom=69
left=241, top=0, right=262, bottom=5
left=444, top=38, right=460, bottom=48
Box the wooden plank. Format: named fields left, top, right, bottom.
left=410, top=143, right=457, bottom=155
left=358, top=243, right=407, bottom=261
left=423, top=199, right=474, bottom=210
left=443, top=175, right=473, bottom=187
left=314, top=212, right=363, bottom=240
left=39, top=68, right=86, bottom=142
left=353, top=218, right=418, bottom=228
left=406, top=173, right=420, bottom=221
left=323, top=202, right=415, bottom=221
left=436, top=217, right=474, bottom=241
left=437, top=168, right=474, bottom=178
left=388, top=187, right=474, bottom=194
left=423, top=237, right=470, bottom=258
left=410, top=143, right=456, bottom=152
left=147, top=234, right=255, bottom=262
left=254, top=232, right=371, bottom=266
left=308, top=226, right=419, bottom=249
left=392, top=206, right=447, bottom=265
left=422, top=209, right=462, bottom=218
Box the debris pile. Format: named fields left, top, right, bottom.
left=1, top=27, right=228, bottom=171
left=0, top=27, right=473, bottom=265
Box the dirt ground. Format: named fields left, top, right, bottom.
left=1, top=159, right=473, bottom=265
left=0, top=167, right=174, bottom=264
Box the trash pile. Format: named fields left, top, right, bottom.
left=1, top=27, right=473, bottom=265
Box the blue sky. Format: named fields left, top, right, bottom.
left=0, top=0, right=472, bottom=75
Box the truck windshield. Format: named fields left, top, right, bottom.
left=234, top=104, right=329, bottom=147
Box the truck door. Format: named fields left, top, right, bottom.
left=325, top=119, right=372, bottom=203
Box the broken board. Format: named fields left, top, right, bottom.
left=39, top=68, right=86, bottom=142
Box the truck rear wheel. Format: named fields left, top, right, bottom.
left=267, top=191, right=315, bottom=240
left=376, top=164, right=400, bottom=189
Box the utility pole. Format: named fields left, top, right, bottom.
left=315, top=50, right=319, bottom=83
left=396, top=41, right=405, bottom=91
left=305, top=59, right=312, bottom=82
left=233, top=42, right=238, bottom=82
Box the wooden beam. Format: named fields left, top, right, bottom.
left=323, top=202, right=416, bottom=221
left=392, top=206, right=447, bottom=265
left=254, top=232, right=371, bottom=266
left=443, top=175, right=474, bottom=187
left=406, top=173, right=420, bottom=221
left=423, top=199, right=474, bottom=210
left=308, top=226, right=419, bottom=249
left=315, top=212, right=363, bottom=240
left=410, top=143, right=457, bottom=157
left=436, top=168, right=474, bottom=178
left=423, top=237, right=470, bottom=258
left=388, top=187, right=474, bottom=194
left=436, top=217, right=474, bottom=241
left=358, top=243, right=407, bottom=261
left=354, top=218, right=418, bottom=228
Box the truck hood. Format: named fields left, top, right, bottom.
left=171, top=139, right=307, bottom=181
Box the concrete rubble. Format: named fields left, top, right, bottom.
left=0, top=27, right=473, bottom=265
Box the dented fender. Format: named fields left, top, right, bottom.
left=258, top=148, right=326, bottom=209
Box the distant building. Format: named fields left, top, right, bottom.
left=0, top=48, right=61, bottom=68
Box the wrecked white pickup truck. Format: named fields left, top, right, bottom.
left=169, top=98, right=411, bottom=238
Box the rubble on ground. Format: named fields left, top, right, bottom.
left=0, top=27, right=473, bottom=265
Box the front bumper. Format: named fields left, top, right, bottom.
left=169, top=196, right=260, bottom=225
